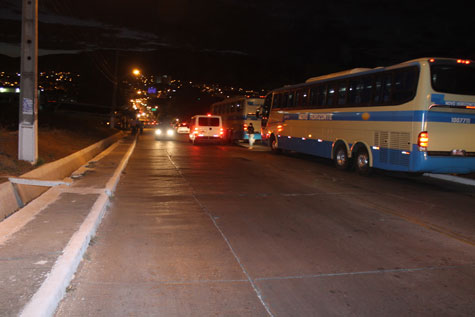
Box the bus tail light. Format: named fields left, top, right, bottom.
left=220, top=128, right=224, bottom=135
left=418, top=131, right=429, bottom=151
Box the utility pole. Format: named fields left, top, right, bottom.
left=18, top=0, right=38, bottom=163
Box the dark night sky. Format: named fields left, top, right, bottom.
left=1, top=0, right=474, bottom=88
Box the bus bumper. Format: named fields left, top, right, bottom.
left=369, top=145, right=475, bottom=174
left=410, top=150, right=475, bottom=174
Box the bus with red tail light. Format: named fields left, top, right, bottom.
left=260, top=58, right=475, bottom=175
left=211, top=96, right=264, bottom=144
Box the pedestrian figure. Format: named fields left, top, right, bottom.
left=247, top=122, right=255, bottom=149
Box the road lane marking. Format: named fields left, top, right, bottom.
left=165, top=150, right=275, bottom=317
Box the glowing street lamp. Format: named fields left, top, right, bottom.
left=132, top=68, right=141, bottom=76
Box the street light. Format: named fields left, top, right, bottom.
left=111, top=67, right=142, bottom=128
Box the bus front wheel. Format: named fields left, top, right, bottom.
left=355, top=147, right=371, bottom=175
left=334, top=144, right=349, bottom=170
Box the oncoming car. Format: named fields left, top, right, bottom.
left=155, top=124, right=175, bottom=140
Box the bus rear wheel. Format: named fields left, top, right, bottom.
left=355, top=147, right=371, bottom=175
left=334, top=144, right=349, bottom=170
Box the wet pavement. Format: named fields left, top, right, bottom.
left=55, top=132, right=475, bottom=316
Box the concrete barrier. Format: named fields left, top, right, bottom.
left=0, top=132, right=124, bottom=220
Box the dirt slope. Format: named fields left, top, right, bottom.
left=0, top=127, right=118, bottom=183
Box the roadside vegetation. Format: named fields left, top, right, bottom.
left=0, top=115, right=119, bottom=182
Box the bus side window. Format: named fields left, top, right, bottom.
left=301, top=89, right=308, bottom=108
left=288, top=91, right=295, bottom=108
left=296, top=90, right=302, bottom=108
left=373, top=75, right=383, bottom=104
left=382, top=74, right=392, bottom=104
left=282, top=92, right=289, bottom=108
left=295, top=89, right=307, bottom=108
left=317, top=85, right=327, bottom=107
left=273, top=93, right=282, bottom=109
left=326, top=83, right=336, bottom=107
left=348, top=79, right=359, bottom=105
left=263, top=94, right=272, bottom=114
left=374, top=73, right=392, bottom=105
left=337, top=81, right=348, bottom=106
left=309, top=86, right=318, bottom=107
left=349, top=77, right=372, bottom=106
left=392, top=67, right=419, bottom=104
left=361, top=76, right=373, bottom=104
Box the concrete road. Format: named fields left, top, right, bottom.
left=56, top=130, right=475, bottom=316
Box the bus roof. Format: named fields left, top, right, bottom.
left=305, top=68, right=371, bottom=83
left=271, top=57, right=458, bottom=93
left=212, top=96, right=264, bottom=105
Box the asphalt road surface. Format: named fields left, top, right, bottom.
left=55, top=130, right=475, bottom=316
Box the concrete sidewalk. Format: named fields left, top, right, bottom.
left=0, top=136, right=136, bottom=317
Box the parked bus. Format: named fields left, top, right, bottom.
left=261, top=58, right=475, bottom=175
left=211, top=96, right=264, bottom=143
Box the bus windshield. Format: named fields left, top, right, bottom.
left=431, top=64, right=475, bottom=95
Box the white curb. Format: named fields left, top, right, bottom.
left=19, top=137, right=137, bottom=317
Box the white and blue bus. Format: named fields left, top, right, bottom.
left=211, top=96, right=264, bottom=143
left=261, top=58, right=475, bottom=174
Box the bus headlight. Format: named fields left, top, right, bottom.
left=155, top=129, right=162, bottom=135
left=166, top=129, right=174, bottom=136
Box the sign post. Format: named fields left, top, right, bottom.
left=18, top=0, right=38, bottom=163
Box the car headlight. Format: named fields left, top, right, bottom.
left=155, top=129, right=162, bottom=135
left=166, top=129, right=174, bottom=136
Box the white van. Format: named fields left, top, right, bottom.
left=189, top=114, right=224, bottom=144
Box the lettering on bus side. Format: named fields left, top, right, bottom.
left=451, top=117, right=471, bottom=124
left=445, top=100, right=475, bottom=107
left=309, top=113, right=333, bottom=121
